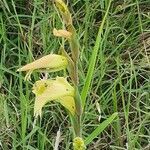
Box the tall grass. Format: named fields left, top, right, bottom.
left=0, top=0, right=150, bottom=149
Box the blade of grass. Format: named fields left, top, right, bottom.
left=2, top=0, right=11, bottom=13
left=116, top=57, right=132, bottom=148
left=112, top=83, right=123, bottom=147
left=81, top=0, right=112, bottom=108
left=85, top=112, right=118, bottom=145
left=14, top=126, right=39, bottom=148
left=11, top=0, right=23, bottom=35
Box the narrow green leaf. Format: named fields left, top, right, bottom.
left=3, top=0, right=11, bottom=13
left=85, top=112, right=118, bottom=145
left=81, top=0, right=112, bottom=108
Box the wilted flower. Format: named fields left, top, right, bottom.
left=53, top=28, right=72, bottom=39
left=32, top=77, right=75, bottom=117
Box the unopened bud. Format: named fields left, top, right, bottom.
left=73, top=137, right=86, bottom=150
left=55, top=0, right=72, bottom=25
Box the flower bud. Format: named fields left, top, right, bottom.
left=55, top=0, right=72, bottom=25
left=73, top=137, right=86, bottom=150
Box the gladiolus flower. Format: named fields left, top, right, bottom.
left=17, top=54, right=68, bottom=80
left=32, top=77, right=75, bottom=117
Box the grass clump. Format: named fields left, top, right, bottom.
left=0, top=0, right=150, bottom=149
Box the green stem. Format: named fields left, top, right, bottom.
left=67, top=24, right=82, bottom=137
left=74, top=87, right=82, bottom=137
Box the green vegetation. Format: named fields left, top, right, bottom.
left=0, top=0, right=150, bottom=149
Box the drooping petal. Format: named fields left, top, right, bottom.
left=33, top=77, right=75, bottom=117
left=56, top=96, right=75, bottom=115
left=53, top=28, right=72, bottom=39
left=17, top=54, right=68, bottom=72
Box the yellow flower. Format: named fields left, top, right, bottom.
left=32, top=77, right=75, bottom=117
left=17, top=54, right=68, bottom=80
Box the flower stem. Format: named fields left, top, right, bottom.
left=67, top=24, right=83, bottom=137
left=54, top=0, right=83, bottom=140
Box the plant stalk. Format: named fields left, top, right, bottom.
left=67, top=24, right=83, bottom=138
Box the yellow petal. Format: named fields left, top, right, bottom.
left=57, top=96, right=75, bottom=115
left=33, top=77, right=75, bottom=117
left=53, top=28, right=72, bottom=39
left=17, top=54, right=68, bottom=72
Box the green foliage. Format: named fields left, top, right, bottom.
left=0, top=0, right=150, bottom=149
left=85, top=112, right=118, bottom=145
